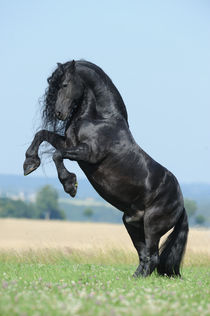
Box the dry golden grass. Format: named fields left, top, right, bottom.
left=0, top=218, right=209, bottom=265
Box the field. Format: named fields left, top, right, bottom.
left=0, top=219, right=209, bottom=316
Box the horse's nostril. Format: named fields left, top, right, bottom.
left=56, top=111, right=61, bottom=118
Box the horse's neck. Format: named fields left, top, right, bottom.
left=78, top=88, right=98, bottom=119
left=77, top=66, right=123, bottom=120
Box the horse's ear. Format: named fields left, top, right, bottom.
left=68, top=60, right=76, bottom=74
left=57, top=62, right=64, bottom=73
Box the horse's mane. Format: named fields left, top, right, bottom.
left=41, top=60, right=128, bottom=135
left=77, top=60, right=128, bottom=124
left=41, top=65, right=67, bottom=135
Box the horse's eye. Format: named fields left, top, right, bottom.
left=62, top=83, right=68, bottom=88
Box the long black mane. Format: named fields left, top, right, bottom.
left=41, top=65, right=67, bottom=135
left=41, top=60, right=128, bottom=135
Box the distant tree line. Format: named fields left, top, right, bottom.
left=0, top=186, right=207, bottom=226
left=184, top=198, right=206, bottom=225
left=0, top=185, right=65, bottom=220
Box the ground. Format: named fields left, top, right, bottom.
left=0, top=219, right=209, bottom=316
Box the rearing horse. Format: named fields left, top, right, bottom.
left=23, top=60, right=189, bottom=277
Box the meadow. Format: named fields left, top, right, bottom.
left=0, top=219, right=209, bottom=316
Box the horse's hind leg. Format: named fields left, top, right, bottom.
left=140, top=232, right=160, bottom=277
left=142, top=204, right=185, bottom=277
left=122, top=214, right=147, bottom=277
left=53, top=151, right=78, bottom=197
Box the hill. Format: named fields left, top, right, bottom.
left=0, top=174, right=210, bottom=201
left=0, top=174, right=209, bottom=225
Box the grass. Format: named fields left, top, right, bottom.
left=0, top=250, right=210, bottom=316
left=0, top=220, right=210, bottom=315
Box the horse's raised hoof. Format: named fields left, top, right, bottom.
left=71, top=181, right=78, bottom=197
left=23, top=156, right=41, bottom=176
left=67, top=181, right=78, bottom=197
left=62, top=174, right=78, bottom=197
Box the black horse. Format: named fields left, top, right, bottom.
left=23, top=60, right=188, bottom=277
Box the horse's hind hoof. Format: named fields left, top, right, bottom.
left=23, top=156, right=40, bottom=176
left=132, top=264, right=144, bottom=278
left=132, top=273, right=139, bottom=278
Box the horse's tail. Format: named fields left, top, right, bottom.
left=157, top=207, right=189, bottom=277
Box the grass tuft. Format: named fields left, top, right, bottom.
left=0, top=247, right=209, bottom=266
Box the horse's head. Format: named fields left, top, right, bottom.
left=55, top=61, right=84, bottom=121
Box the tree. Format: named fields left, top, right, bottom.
left=83, top=208, right=94, bottom=219
left=35, top=185, right=66, bottom=220
left=195, top=215, right=206, bottom=226
left=0, top=197, right=35, bottom=218
left=184, top=199, right=197, bottom=218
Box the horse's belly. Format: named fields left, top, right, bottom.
left=78, top=161, right=145, bottom=211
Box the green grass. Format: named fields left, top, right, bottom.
left=0, top=251, right=209, bottom=316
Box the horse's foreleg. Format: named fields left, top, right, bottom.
left=53, top=151, right=78, bottom=197
left=60, top=143, right=105, bottom=164
left=23, top=130, right=66, bottom=176
left=24, top=131, right=78, bottom=197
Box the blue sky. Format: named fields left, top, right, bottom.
left=0, top=0, right=209, bottom=183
